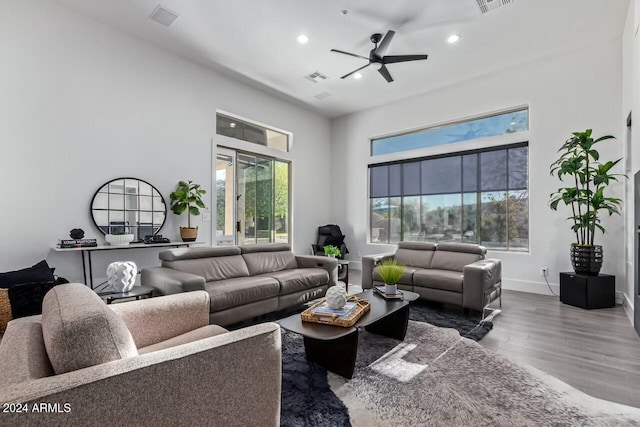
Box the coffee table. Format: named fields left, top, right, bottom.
left=279, top=289, right=419, bottom=378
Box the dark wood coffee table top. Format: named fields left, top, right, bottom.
left=278, top=289, right=419, bottom=341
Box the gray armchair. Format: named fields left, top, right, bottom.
left=362, top=242, right=502, bottom=318
left=0, top=283, right=282, bottom=426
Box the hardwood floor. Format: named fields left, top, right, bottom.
left=349, top=270, right=640, bottom=408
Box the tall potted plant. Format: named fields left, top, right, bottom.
left=170, top=180, right=206, bottom=242
left=549, top=129, right=623, bottom=275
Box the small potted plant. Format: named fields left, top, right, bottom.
left=170, top=180, right=207, bottom=242
left=376, top=259, right=406, bottom=294
left=105, top=230, right=135, bottom=246
left=323, top=245, right=341, bottom=258
left=549, top=129, right=623, bottom=275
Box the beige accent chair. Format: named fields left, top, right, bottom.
left=142, top=243, right=338, bottom=326
left=0, top=283, right=281, bottom=426
left=363, top=242, right=502, bottom=317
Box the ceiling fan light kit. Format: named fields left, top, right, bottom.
left=331, top=30, right=428, bottom=83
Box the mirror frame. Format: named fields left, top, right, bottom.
left=90, top=177, right=167, bottom=240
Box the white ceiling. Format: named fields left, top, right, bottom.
left=53, top=0, right=630, bottom=118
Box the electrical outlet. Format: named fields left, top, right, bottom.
left=539, top=267, right=548, bottom=277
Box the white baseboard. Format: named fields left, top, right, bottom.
left=348, top=261, right=362, bottom=271
left=501, top=278, right=559, bottom=296
left=619, top=291, right=635, bottom=324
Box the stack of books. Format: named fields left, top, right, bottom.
left=373, top=285, right=404, bottom=300
left=312, top=301, right=357, bottom=319
left=58, top=239, right=98, bottom=248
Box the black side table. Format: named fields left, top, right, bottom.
left=337, top=260, right=349, bottom=291
left=98, top=285, right=154, bottom=304
left=559, top=272, right=615, bottom=309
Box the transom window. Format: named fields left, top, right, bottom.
left=369, top=143, right=529, bottom=251
left=216, top=113, right=289, bottom=152
left=371, top=108, right=528, bottom=156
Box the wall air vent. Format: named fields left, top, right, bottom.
left=476, top=0, right=514, bottom=14
left=149, top=5, right=180, bottom=27
left=304, top=71, right=329, bottom=83
left=314, top=92, right=332, bottom=101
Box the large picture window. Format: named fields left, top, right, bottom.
left=369, top=143, right=528, bottom=251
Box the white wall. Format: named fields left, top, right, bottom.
left=331, top=39, right=625, bottom=296
left=622, top=0, right=640, bottom=320
left=0, top=0, right=332, bottom=282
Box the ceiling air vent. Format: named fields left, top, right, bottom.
left=314, top=92, right=332, bottom=101
left=304, top=71, right=329, bottom=83
left=149, top=5, right=180, bottom=27
left=476, top=0, right=514, bottom=14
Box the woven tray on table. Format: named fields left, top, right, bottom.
left=301, top=296, right=370, bottom=327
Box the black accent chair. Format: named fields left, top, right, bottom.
left=311, top=224, right=349, bottom=259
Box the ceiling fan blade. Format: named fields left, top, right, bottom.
left=378, top=65, right=394, bottom=83
left=375, top=30, right=396, bottom=57
left=383, top=54, right=429, bottom=64
left=340, top=64, right=370, bottom=79
left=330, top=49, right=369, bottom=61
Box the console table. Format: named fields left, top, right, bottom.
left=52, top=241, right=203, bottom=289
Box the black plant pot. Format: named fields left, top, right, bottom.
left=570, top=245, right=603, bottom=275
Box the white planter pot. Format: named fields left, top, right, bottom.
left=106, top=261, right=138, bottom=293
left=105, top=234, right=134, bottom=246
left=385, top=283, right=398, bottom=295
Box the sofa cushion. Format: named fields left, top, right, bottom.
left=138, top=324, right=228, bottom=354
left=413, top=269, right=464, bottom=293
left=394, top=242, right=436, bottom=269
left=260, top=268, right=329, bottom=296
left=163, top=255, right=250, bottom=282
left=160, top=246, right=241, bottom=261
left=431, top=251, right=483, bottom=272
left=41, top=283, right=138, bottom=375
left=241, top=245, right=298, bottom=276
left=373, top=266, right=417, bottom=285
left=205, top=276, right=280, bottom=311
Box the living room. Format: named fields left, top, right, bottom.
left=2, top=0, right=640, bottom=425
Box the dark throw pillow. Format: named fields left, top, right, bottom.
left=0, top=260, right=55, bottom=287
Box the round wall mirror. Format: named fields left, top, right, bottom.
left=91, top=177, right=167, bottom=240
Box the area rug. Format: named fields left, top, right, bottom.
left=409, top=300, right=493, bottom=341
left=328, top=321, right=640, bottom=426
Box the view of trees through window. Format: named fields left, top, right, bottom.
left=369, top=144, right=528, bottom=251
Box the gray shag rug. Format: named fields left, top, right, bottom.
left=329, top=321, right=640, bottom=426
left=409, top=300, right=492, bottom=341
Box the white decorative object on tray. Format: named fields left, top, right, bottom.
left=105, top=233, right=134, bottom=246
left=325, top=285, right=348, bottom=309
left=385, top=283, right=398, bottom=295
left=106, top=261, right=137, bottom=292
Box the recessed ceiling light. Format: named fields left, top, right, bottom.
left=447, top=34, right=461, bottom=44
left=229, top=122, right=236, bottom=128
left=353, top=72, right=363, bottom=80
left=297, top=34, right=310, bottom=44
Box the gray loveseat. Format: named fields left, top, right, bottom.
left=363, top=242, right=501, bottom=315
left=142, top=243, right=337, bottom=326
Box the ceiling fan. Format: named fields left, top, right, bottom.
left=331, top=30, right=428, bottom=83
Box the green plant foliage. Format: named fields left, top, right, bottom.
left=376, top=259, right=406, bottom=285
left=549, top=129, right=624, bottom=246
left=170, top=180, right=207, bottom=228
left=323, top=245, right=341, bottom=256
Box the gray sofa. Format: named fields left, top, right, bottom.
left=363, top=242, right=501, bottom=315
left=142, top=243, right=338, bottom=326
left=0, top=283, right=282, bottom=426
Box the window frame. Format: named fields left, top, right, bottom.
left=367, top=142, right=529, bottom=252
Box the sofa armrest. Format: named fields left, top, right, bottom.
left=295, top=255, right=338, bottom=287
left=109, top=291, right=210, bottom=349
left=0, top=322, right=282, bottom=427
left=462, top=259, right=502, bottom=311
left=141, top=266, right=206, bottom=295
left=361, top=252, right=395, bottom=289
